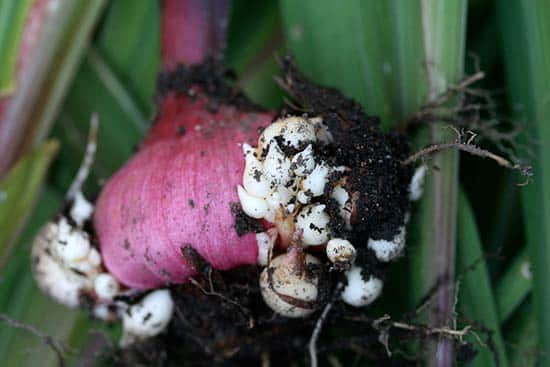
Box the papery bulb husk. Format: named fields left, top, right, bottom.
left=95, top=91, right=274, bottom=289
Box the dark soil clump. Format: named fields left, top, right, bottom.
left=109, top=260, right=416, bottom=367
left=279, top=57, right=413, bottom=243
left=230, top=202, right=264, bottom=236
left=157, top=58, right=264, bottom=113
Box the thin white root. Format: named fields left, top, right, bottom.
left=309, top=283, right=344, bottom=367
left=66, top=114, right=99, bottom=201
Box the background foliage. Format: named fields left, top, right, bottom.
left=0, top=0, right=548, bottom=365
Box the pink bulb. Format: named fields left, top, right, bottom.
left=94, top=91, right=274, bottom=289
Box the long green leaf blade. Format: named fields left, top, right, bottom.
left=495, top=247, right=532, bottom=322
left=96, top=0, right=160, bottom=114
left=0, top=0, right=106, bottom=176
left=0, top=0, right=32, bottom=95
left=498, top=1, right=550, bottom=364
left=457, top=189, right=508, bottom=367
left=0, top=140, right=58, bottom=266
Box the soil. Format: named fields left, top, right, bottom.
left=230, top=202, right=264, bottom=236
left=107, top=59, right=474, bottom=366
left=108, top=257, right=416, bottom=366
left=156, top=58, right=264, bottom=113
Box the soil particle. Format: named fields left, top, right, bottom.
left=230, top=202, right=264, bottom=236
left=176, top=126, right=186, bottom=137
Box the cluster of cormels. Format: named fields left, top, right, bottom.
left=32, top=190, right=175, bottom=347
left=239, top=115, right=425, bottom=316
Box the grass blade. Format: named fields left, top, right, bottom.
left=0, top=141, right=58, bottom=266
left=495, top=247, right=532, bottom=322
left=0, top=188, right=89, bottom=367
left=0, top=0, right=32, bottom=95
left=505, top=303, right=538, bottom=367
left=280, top=0, right=394, bottom=125
left=0, top=0, right=106, bottom=176
left=457, top=189, right=508, bottom=367
left=96, top=0, right=160, bottom=114
left=498, top=1, right=550, bottom=364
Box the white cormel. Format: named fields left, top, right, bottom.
left=259, top=253, right=320, bottom=318
left=54, top=218, right=91, bottom=262
left=256, top=229, right=277, bottom=266
left=326, top=238, right=356, bottom=264
left=263, top=141, right=292, bottom=185
left=237, top=185, right=268, bottom=219
left=367, top=226, right=406, bottom=262
left=280, top=116, right=317, bottom=148
left=341, top=267, right=383, bottom=307
left=291, top=144, right=316, bottom=176
left=94, top=273, right=120, bottom=300
left=31, top=222, right=93, bottom=307
left=300, top=163, right=329, bottom=198
left=242, top=144, right=271, bottom=198
left=120, top=289, right=174, bottom=347
left=295, top=204, right=330, bottom=246
left=409, top=165, right=427, bottom=201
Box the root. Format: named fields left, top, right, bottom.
left=402, top=140, right=532, bottom=185
left=309, top=283, right=344, bottom=367
left=403, top=66, right=533, bottom=185
left=66, top=114, right=99, bottom=201
left=189, top=270, right=252, bottom=318
left=0, top=313, right=66, bottom=367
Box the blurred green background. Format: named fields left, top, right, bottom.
left=0, top=0, right=549, bottom=366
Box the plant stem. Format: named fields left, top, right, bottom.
left=161, top=0, right=231, bottom=70
left=419, top=1, right=466, bottom=366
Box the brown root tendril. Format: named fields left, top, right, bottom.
left=401, top=68, right=533, bottom=186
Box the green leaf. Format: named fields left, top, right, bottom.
left=0, top=140, right=59, bottom=267
left=50, top=50, right=147, bottom=191
left=227, top=0, right=284, bottom=108
left=505, top=303, right=538, bottom=367
left=227, top=0, right=280, bottom=73
left=495, top=247, right=532, bottom=322
left=96, top=0, right=160, bottom=114
left=50, top=0, right=162, bottom=192
left=0, top=0, right=32, bottom=95
left=280, top=0, right=394, bottom=126
left=0, top=0, right=107, bottom=176
left=0, top=187, right=90, bottom=367
left=498, top=1, right=550, bottom=364
left=457, top=189, right=508, bottom=367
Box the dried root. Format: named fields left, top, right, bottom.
left=402, top=67, right=533, bottom=185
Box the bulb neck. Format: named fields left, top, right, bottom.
left=161, top=0, right=231, bottom=70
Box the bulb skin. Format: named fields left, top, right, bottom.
left=94, top=91, right=274, bottom=289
